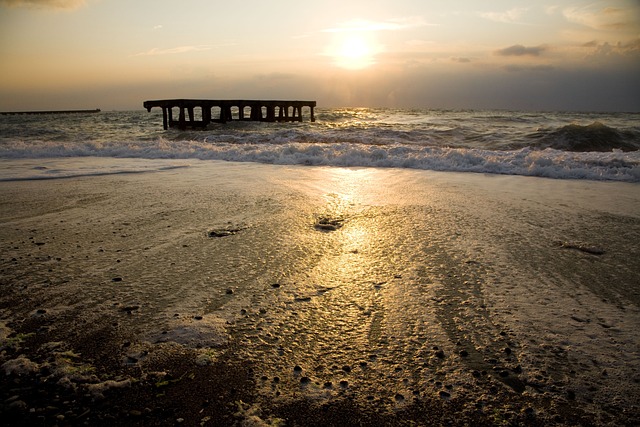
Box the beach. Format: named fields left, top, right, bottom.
left=1, top=159, right=639, bottom=426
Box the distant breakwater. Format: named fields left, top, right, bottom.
left=0, top=109, right=101, bottom=115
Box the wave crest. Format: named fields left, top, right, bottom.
left=531, top=122, right=639, bottom=152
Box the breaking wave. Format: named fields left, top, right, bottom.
left=529, top=122, right=639, bottom=152
left=1, top=137, right=638, bottom=182
left=0, top=109, right=639, bottom=182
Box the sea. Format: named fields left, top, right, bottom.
left=0, top=108, right=638, bottom=182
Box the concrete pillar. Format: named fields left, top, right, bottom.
left=266, top=105, right=275, bottom=122
left=162, top=107, right=168, bottom=130
left=179, top=107, right=186, bottom=130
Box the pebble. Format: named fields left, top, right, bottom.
left=504, top=347, right=512, bottom=355
left=459, top=350, right=469, bottom=357
left=300, top=377, right=311, bottom=384
left=439, top=390, right=451, bottom=398
left=395, top=393, right=405, bottom=402
left=293, top=365, right=302, bottom=373
left=323, top=381, right=333, bottom=389
left=339, top=380, right=349, bottom=388
left=342, top=365, right=351, bottom=373
left=8, top=400, right=27, bottom=411
left=225, top=288, right=234, bottom=295
left=271, top=283, right=281, bottom=288
left=435, top=350, right=446, bottom=359
left=112, top=277, right=123, bottom=282
left=122, top=305, right=140, bottom=313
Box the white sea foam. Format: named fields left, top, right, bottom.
left=0, top=140, right=637, bottom=182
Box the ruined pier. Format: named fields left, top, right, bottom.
left=143, top=99, right=316, bottom=130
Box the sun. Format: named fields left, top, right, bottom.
left=328, top=33, right=380, bottom=70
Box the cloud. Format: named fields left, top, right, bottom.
left=405, top=39, right=435, bottom=47
left=451, top=57, right=472, bottom=63
left=479, top=8, right=528, bottom=24
left=545, top=5, right=561, bottom=15
left=584, top=38, right=640, bottom=61
left=0, top=0, right=85, bottom=9
left=502, top=64, right=555, bottom=72
left=495, top=44, right=546, bottom=56
left=563, top=5, right=638, bottom=30
left=323, top=17, right=432, bottom=33
left=621, top=38, right=640, bottom=52
left=132, top=45, right=214, bottom=57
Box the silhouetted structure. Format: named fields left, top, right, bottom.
left=0, top=109, right=100, bottom=115
left=143, top=99, right=316, bottom=130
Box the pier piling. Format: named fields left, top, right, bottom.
left=143, top=99, right=316, bottom=130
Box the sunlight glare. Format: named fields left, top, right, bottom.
left=329, top=33, right=381, bottom=70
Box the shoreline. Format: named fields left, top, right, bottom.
left=1, top=161, right=639, bottom=425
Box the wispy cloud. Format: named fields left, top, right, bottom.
left=495, top=44, right=546, bottom=57
left=503, top=64, right=555, bottom=72
left=0, top=0, right=85, bottom=9
left=563, top=5, right=638, bottom=30
left=479, top=8, right=528, bottom=24
left=582, top=40, right=600, bottom=48
left=323, top=17, right=432, bottom=33
left=132, top=45, right=215, bottom=57
left=153, top=25, right=163, bottom=30
left=584, top=38, right=640, bottom=59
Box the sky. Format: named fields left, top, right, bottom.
left=0, top=0, right=639, bottom=112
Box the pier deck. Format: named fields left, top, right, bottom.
left=143, top=99, right=316, bottom=130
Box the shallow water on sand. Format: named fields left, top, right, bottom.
left=1, top=160, right=639, bottom=424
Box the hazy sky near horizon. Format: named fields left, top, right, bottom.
left=1, top=0, right=639, bottom=111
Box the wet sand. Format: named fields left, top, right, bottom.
left=1, top=160, right=639, bottom=426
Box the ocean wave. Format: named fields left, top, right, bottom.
left=528, top=122, right=639, bottom=152
left=1, top=138, right=638, bottom=182
left=1, top=110, right=639, bottom=181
